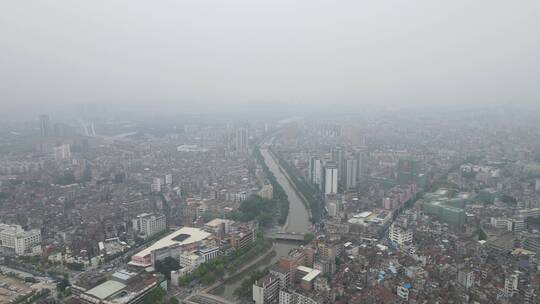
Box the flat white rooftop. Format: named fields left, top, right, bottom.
left=133, top=227, right=211, bottom=259
left=354, top=211, right=372, bottom=218
left=205, top=218, right=234, bottom=227
left=297, top=266, right=321, bottom=282
left=86, top=280, right=126, bottom=300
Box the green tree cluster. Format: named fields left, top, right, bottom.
left=155, top=257, right=180, bottom=279
left=142, top=287, right=165, bottom=304
left=141, top=287, right=179, bottom=304
left=499, top=194, right=517, bottom=205
left=56, top=277, right=70, bottom=293
left=233, top=269, right=269, bottom=299
left=302, top=233, right=315, bottom=245
left=228, top=195, right=276, bottom=227
left=56, top=172, right=76, bottom=185
left=253, top=148, right=289, bottom=225
left=179, top=235, right=272, bottom=286
left=179, top=258, right=226, bottom=286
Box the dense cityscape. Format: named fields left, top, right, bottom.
left=0, top=108, right=539, bottom=304
left=2, top=1, right=540, bottom=303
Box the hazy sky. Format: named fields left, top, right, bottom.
left=1, top=1, right=539, bottom=114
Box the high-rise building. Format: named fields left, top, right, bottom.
left=355, top=147, right=368, bottom=182
left=331, top=147, right=345, bottom=189
left=308, top=157, right=314, bottom=182
left=235, top=127, right=249, bottom=153
left=53, top=144, right=71, bottom=161
left=345, top=158, right=358, bottom=189
left=457, top=269, right=474, bottom=289
left=397, top=159, right=418, bottom=185
left=324, top=162, right=338, bottom=195
left=151, top=177, right=162, bottom=192
left=309, top=157, right=323, bottom=189
left=39, top=114, right=51, bottom=137
left=132, top=213, right=166, bottom=239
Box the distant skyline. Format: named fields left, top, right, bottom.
left=1, top=0, right=539, bottom=115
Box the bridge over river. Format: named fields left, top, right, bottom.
left=211, top=145, right=312, bottom=300
left=267, top=232, right=306, bottom=241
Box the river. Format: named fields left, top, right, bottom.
left=211, top=148, right=311, bottom=300
left=260, top=148, right=311, bottom=234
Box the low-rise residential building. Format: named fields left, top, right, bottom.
left=253, top=274, right=280, bottom=304
left=199, top=245, right=220, bottom=262
left=132, top=213, right=166, bottom=239
left=396, top=284, right=412, bottom=301
left=179, top=252, right=205, bottom=270
left=0, top=223, right=41, bottom=255
left=388, top=223, right=413, bottom=246
left=230, top=226, right=256, bottom=251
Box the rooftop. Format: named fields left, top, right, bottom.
left=297, top=266, right=321, bottom=282
left=205, top=218, right=234, bottom=227
left=132, top=227, right=211, bottom=260
left=86, top=280, right=126, bottom=300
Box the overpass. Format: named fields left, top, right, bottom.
left=268, top=232, right=306, bottom=241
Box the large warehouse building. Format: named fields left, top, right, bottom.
left=129, top=227, right=212, bottom=267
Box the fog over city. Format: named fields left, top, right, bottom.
left=2, top=2, right=540, bottom=304
left=1, top=0, right=539, bottom=115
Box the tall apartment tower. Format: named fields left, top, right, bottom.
left=397, top=159, right=418, bottom=185
left=235, top=127, right=249, bottom=153
left=324, top=162, right=338, bottom=195
left=355, top=147, right=368, bottom=182
left=457, top=269, right=474, bottom=289
left=39, top=114, right=51, bottom=137
left=54, top=144, right=71, bottom=161
left=345, top=158, right=358, bottom=189
left=331, top=147, right=345, bottom=189
left=309, top=157, right=323, bottom=190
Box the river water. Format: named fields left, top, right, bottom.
left=260, top=148, right=310, bottom=234
left=211, top=148, right=311, bottom=300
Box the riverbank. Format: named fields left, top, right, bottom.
left=210, top=144, right=311, bottom=300
left=260, top=148, right=310, bottom=233
left=203, top=243, right=275, bottom=294
left=270, top=148, right=324, bottom=222
left=267, top=149, right=314, bottom=222
left=253, top=147, right=290, bottom=226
